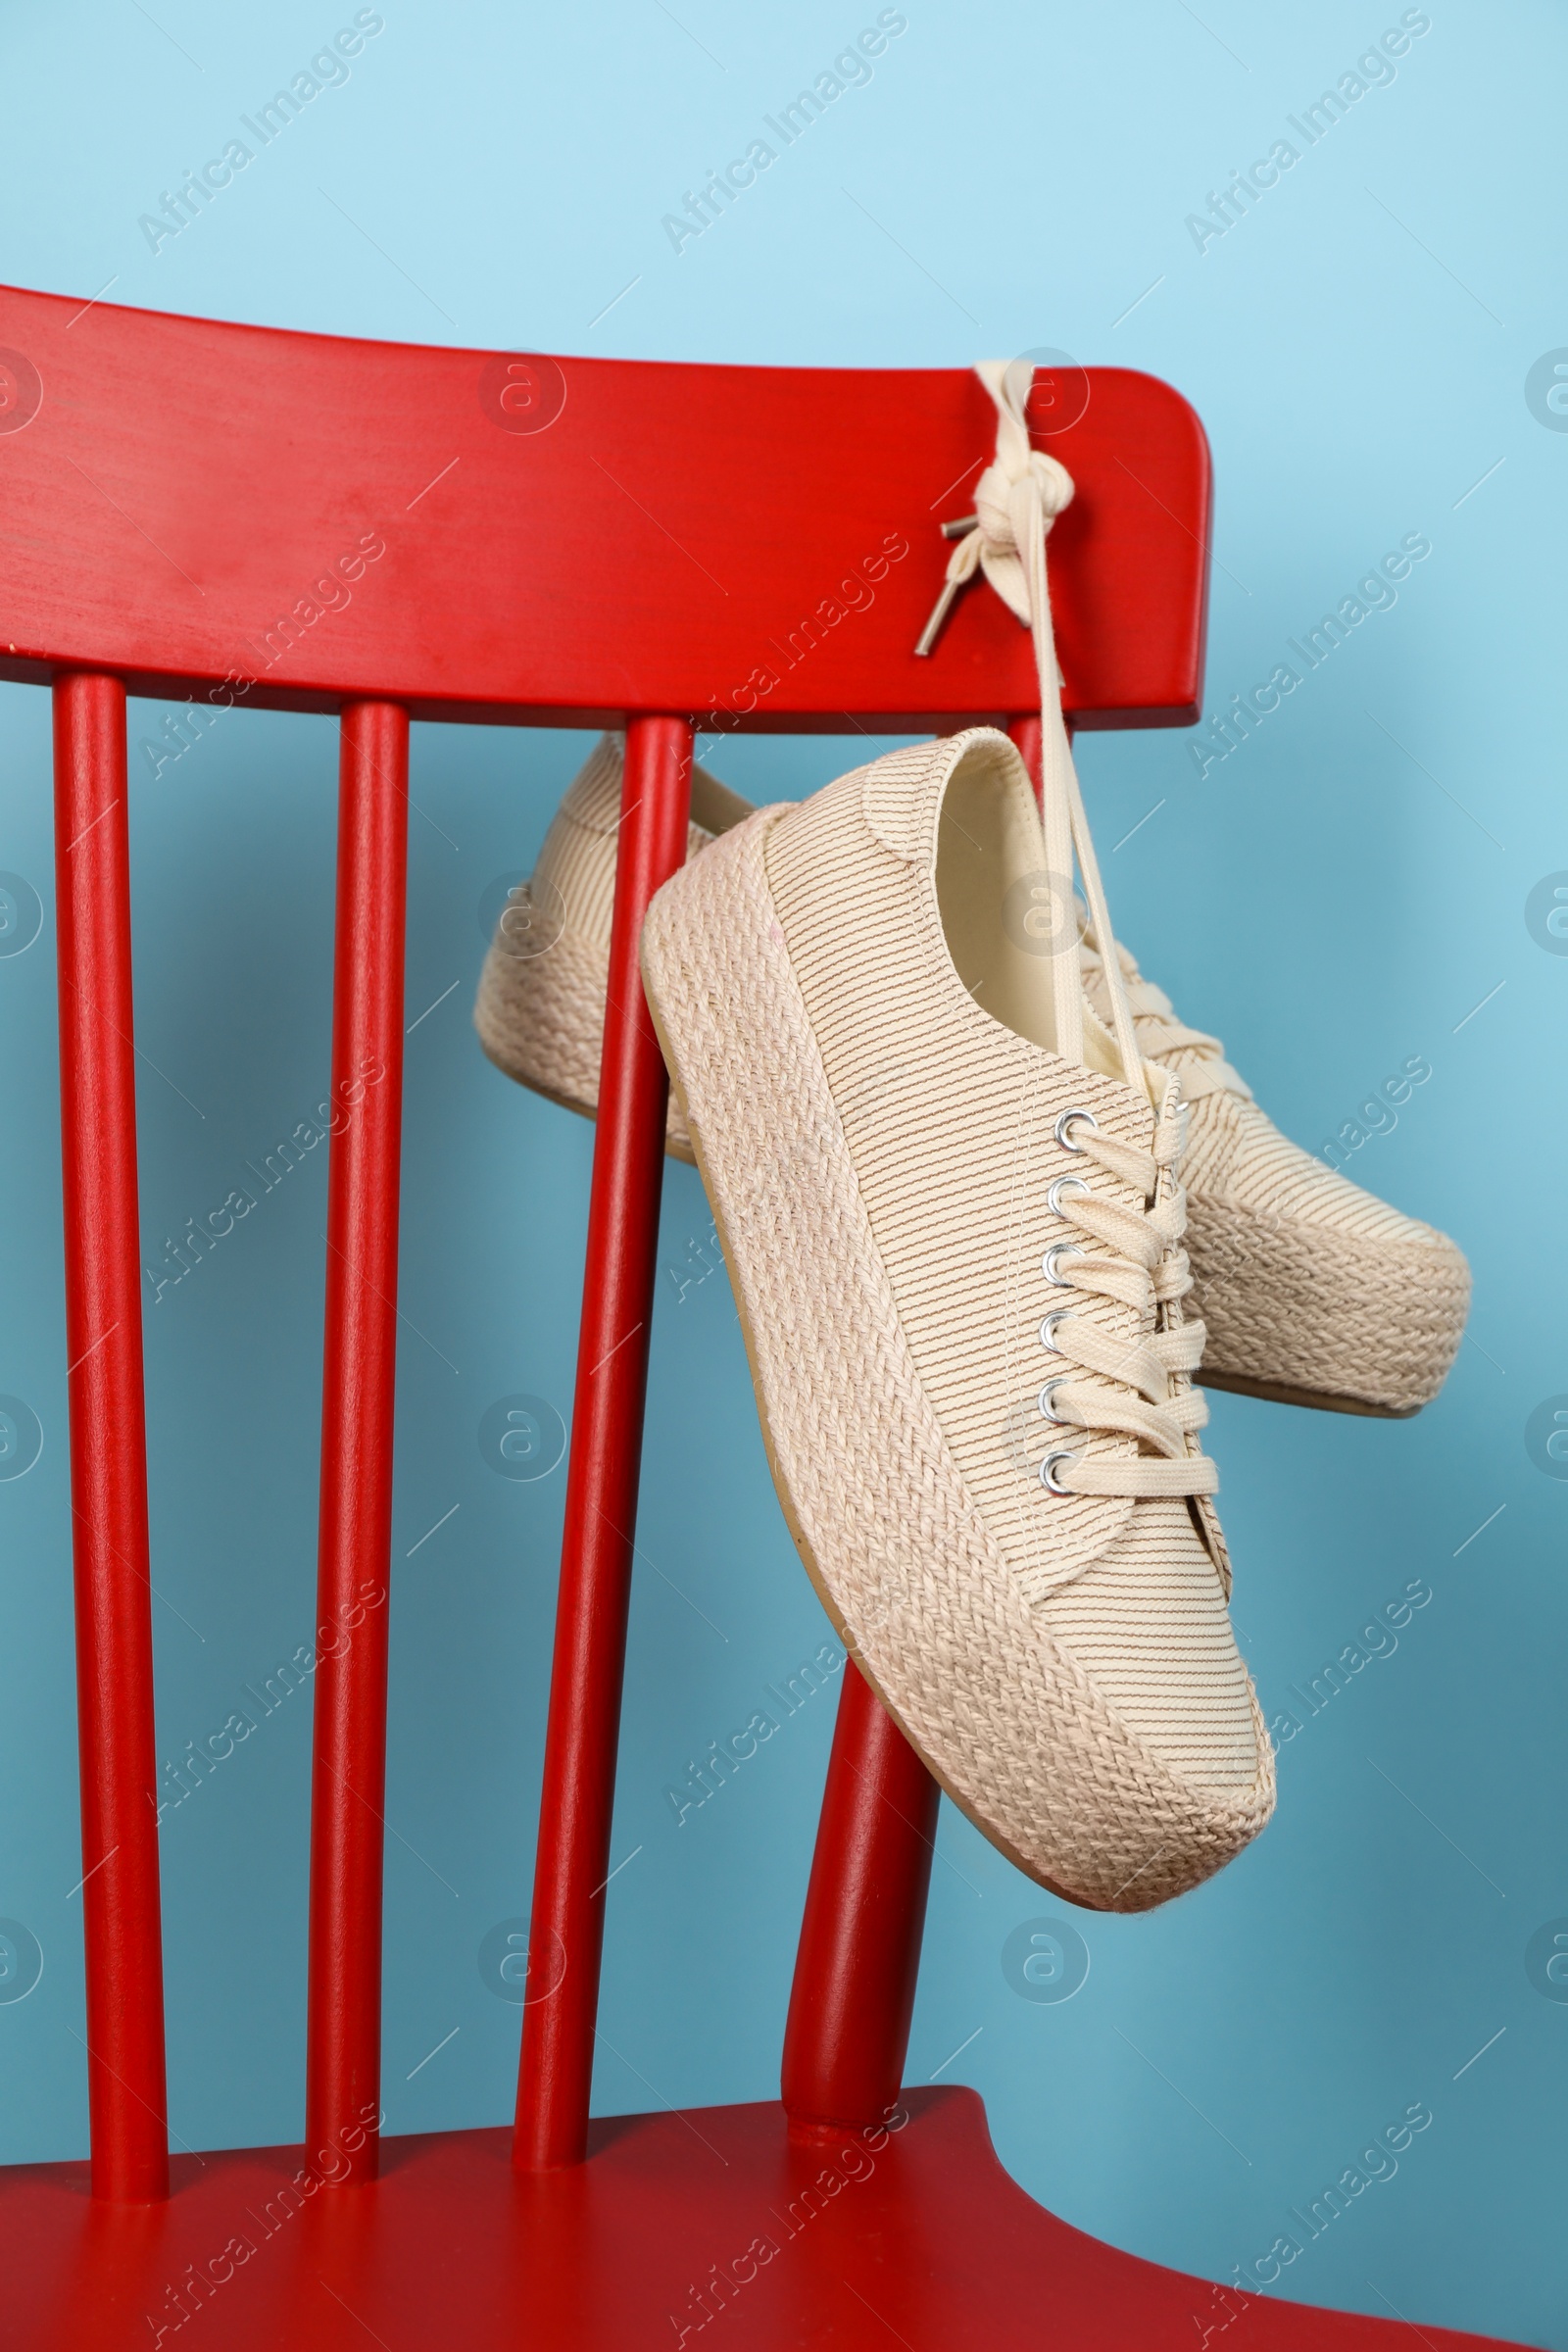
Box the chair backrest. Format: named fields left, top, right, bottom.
left=0, top=300, right=1206, bottom=727
left=0, top=281, right=1210, bottom=2199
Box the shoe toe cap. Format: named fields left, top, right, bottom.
left=1022, top=1500, right=1274, bottom=1909
left=1191, top=1194, right=1470, bottom=1413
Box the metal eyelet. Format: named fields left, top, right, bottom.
left=1047, top=1175, right=1088, bottom=1217
left=1054, top=1107, right=1098, bottom=1152
left=1037, top=1380, right=1070, bottom=1424
left=1038, top=1311, right=1066, bottom=1352
left=1041, top=1244, right=1082, bottom=1287
left=1039, top=1449, right=1079, bottom=1495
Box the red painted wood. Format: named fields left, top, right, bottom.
left=304, top=702, right=410, bottom=2185
left=0, top=284, right=1208, bottom=731
left=782, top=1666, right=940, bottom=2135
left=0, top=2094, right=1526, bottom=2352
left=514, top=715, right=695, bottom=2170
left=51, top=672, right=169, bottom=2206
left=1007, top=709, right=1044, bottom=788
left=9, top=288, right=1346, bottom=2340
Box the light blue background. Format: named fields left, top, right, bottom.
left=0, top=2, right=1562, bottom=2341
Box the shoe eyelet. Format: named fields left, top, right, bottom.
left=1039, top=1449, right=1079, bottom=1495
left=1041, top=1244, right=1082, bottom=1287
left=1054, top=1107, right=1098, bottom=1152
left=1038, top=1311, right=1066, bottom=1352
left=1047, top=1176, right=1088, bottom=1217
left=1038, top=1380, right=1070, bottom=1424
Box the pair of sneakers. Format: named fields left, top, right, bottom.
left=475, top=368, right=1468, bottom=1913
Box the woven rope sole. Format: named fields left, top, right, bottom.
left=474, top=923, right=697, bottom=1160
left=1188, top=1196, right=1470, bottom=1416
left=641, top=808, right=1274, bottom=1911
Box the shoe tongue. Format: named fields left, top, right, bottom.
left=1080, top=994, right=1129, bottom=1085
left=1081, top=938, right=1250, bottom=1102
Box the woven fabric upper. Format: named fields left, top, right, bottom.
left=528, top=732, right=748, bottom=948
left=761, top=733, right=1263, bottom=1796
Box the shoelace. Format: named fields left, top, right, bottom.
left=1079, top=924, right=1250, bottom=1104
left=1042, top=1095, right=1216, bottom=1497
left=915, top=359, right=1217, bottom=1502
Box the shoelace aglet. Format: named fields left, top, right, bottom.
left=940, top=514, right=979, bottom=540
left=914, top=573, right=965, bottom=659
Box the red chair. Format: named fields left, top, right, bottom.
left=0, top=288, right=1523, bottom=2348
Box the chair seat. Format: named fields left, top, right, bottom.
left=4, top=2087, right=1522, bottom=2350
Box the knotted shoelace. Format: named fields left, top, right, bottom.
left=915, top=360, right=1218, bottom=1502
left=1044, top=1096, right=1216, bottom=1497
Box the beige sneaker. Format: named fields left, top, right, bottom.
left=478, top=735, right=1468, bottom=1419
left=1077, top=931, right=1470, bottom=1418
left=641, top=729, right=1273, bottom=1909
left=474, top=732, right=747, bottom=1159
